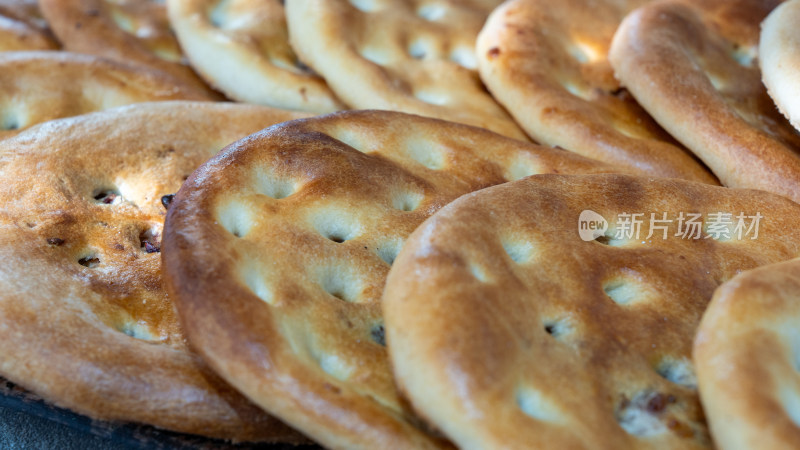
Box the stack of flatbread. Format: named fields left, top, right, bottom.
left=1, top=0, right=799, bottom=448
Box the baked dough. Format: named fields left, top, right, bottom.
left=0, top=102, right=309, bottom=441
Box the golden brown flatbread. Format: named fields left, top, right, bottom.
left=161, top=110, right=618, bottom=448
left=695, top=257, right=800, bottom=450
left=0, top=102, right=310, bottom=441
left=0, top=51, right=210, bottom=139
left=384, top=173, right=800, bottom=449
left=285, top=0, right=528, bottom=140
left=39, top=0, right=217, bottom=96
left=476, top=0, right=716, bottom=183
left=610, top=0, right=800, bottom=202
left=167, top=0, right=344, bottom=113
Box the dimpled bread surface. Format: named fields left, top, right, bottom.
left=610, top=0, right=800, bottom=202
left=383, top=173, right=800, bottom=449
left=0, top=102, right=310, bottom=441
left=285, top=0, right=529, bottom=140
left=39, top=0, right=217, bottom=96
left=695, top=258, right=800, bottom=450
left=161, top=110, right=620, bottom=449
left=0, top=51, right=210, bottom=139
left=475, top=0, right=717, bottom=183
left=167, top=0, right=344, bottom=113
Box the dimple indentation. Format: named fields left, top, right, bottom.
left=360, top=46, right=392, bottom=66
left=138, top=225, right=161, bottom=253
left=594, top=229, right=627, bottom=247
left=502, top=238, right=534, bottom=263
left=417, top=3, right=446, bottom=20
left=414, top=90, right=449, bottom=106
left=78, top=251, right=100, bottom=268
left=567, top=40, right=599, bottom=64
left=405, top=137, right=445, bottom=170
left=241, top=263, right=274, bottom=305
left=376, top=239, right=402, bottom=265
left=781, top=387, right=800, bottom=428
left=317, top=352, right=353, bottom=381
left=516, top=386, right=561, bottom=422
left=330, top=128, right=367, bottom=153
left=616, top=391, right=676, bottom=437
left=470, top=262, right=489, bottom=283
left=110, top=9, right=137, bottom=34
left=543, top=317, right=572, bottom=339
left=505, top=158, right=539, bottom=181
left=707, top=72, right=727, bottom=91
left=218, top=199, right=255, bottom=238
left=349, top=0, right=377, bottom=12
left=256, top=170, right=297, bottom=200
left=391, top=188, right=423, bottom=212
left=561, top=79, right=593, bottom=101
left=371, top=323, right=386, bottom=346
left=603, top=279, right=643, bottom=306
left=310, top=209, right=361, bottom=243
left=731, top=44, right=756, bottom=67
left=92, top=188, right=122, bottom=205
left=450, top=47, right=477, bottom=70
left=118, top=319, right=159, bottom=341
left=318, top=264, right=363, bottom=303
left=1, top=112, right=19, bottom=131
left=656, top=357, right=697, bottom=389
left=408, top=40, right=429, bottom=59
left=209, top=0, right=231, bottom=27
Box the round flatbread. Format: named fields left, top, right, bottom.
left=695, top=257, right=800, bottom=450
left=161, top=110, right=617, bottom=449
left=285, top=0, right=528, bottom=140
left=383, top=173, right=800, bottom=449
left=39, top=0, right=217, bottom=96
left=760, top=0, right=800, bottom=132
left=609, top=0, right=800, bottom=202
left=475, top=0, right=716, bottom=183
left=0, top=51, right=209, bottom=139
left=0, top=102, right=309, bottom=441
left=0, top=0, right=58, bottom=50
left=167, top=0, right=344, bottom=113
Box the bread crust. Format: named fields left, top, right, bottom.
left=161, top=110, right=618, bottom=449
left=0, top=0, right=58, bottom=51
left=383, top=173, right=800, bottom=449
left=39, top=0, right=219, bottom=97
left=167, top=0, right=345, bottom=113
left=760, top=0, right=800, bottom=133
left=0, top=51, right=210, bottom=138
left=0, top=102, right=310, bottom=441
left=695, top=257, right=800, bottom=450
left=285, top=0, right=528, bottom=140
left=476, top=0, right=716, bottom=183
left=610, top=0, right=800, bottom=202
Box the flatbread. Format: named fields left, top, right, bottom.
left=610, top=0, right=800, bottom=203
left=695, top=258, right=800, bottom=450
left=475, top=0, right=716, bottom=183
left=167, top=0, right=344, bottom=113
left=760, top=0, right=800, bottom=132
left=0, top=102, right=310, bottom=441
left=39, top=0, right=218, bottom=96
left=285, top=0, right=528, bottom=140
left=0, top=51, right=209, bottom=139
left=161, top=110, right=617, bottom=449
left=383, top=173, right=800, bottom=449
left=0, top=0, right=58, bottom=50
